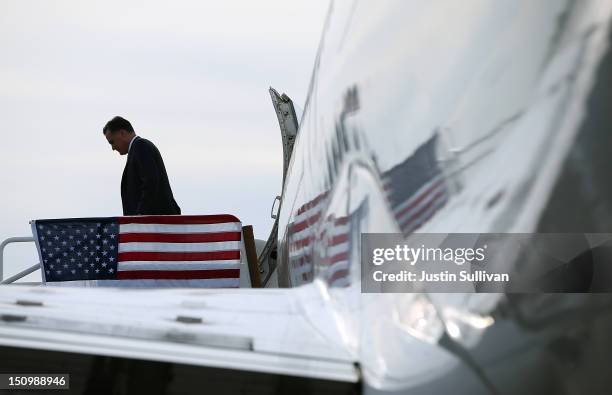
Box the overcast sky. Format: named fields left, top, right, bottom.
left=0, top=0, right=329, bottom=281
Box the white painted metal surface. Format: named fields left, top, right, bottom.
left=0, top=284, right=358, bottom=382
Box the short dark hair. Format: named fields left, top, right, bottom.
left=103, top=116, right=134, bottom=135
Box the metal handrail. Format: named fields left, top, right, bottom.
left=1, top=264, right=40, bottom=284
left=0, top=237, right=37, bottom=282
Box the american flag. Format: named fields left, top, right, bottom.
left=382, top=134, right=449, bottom=235
left=288, top=190, right=365, bottom=288
left=286, top=135, right=447, bottom=287
left=31, top=215, right=242, bottom=288
left=288, top=192, right=329, bottom=286
left=319, top=215, right=351, bottom=287
left=317, top=200, right=367, bottom=288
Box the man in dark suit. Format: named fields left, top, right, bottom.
left=103, top=116, right=181, bottom=215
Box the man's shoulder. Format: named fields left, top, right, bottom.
left=132, top=137, right=158, bottom=152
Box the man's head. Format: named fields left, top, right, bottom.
left=103, top=116, right=136, bottom=155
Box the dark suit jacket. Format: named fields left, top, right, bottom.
left=121, top=136, right=181, bottom=215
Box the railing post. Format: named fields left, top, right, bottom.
left=242, top=226, right=262, bottom=288
left=0, top=237, right=35, bottom=281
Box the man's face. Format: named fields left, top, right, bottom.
left=104, top=130, right=131, bottom=155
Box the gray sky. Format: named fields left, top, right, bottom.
left=0, top=0, right=329, bottom=281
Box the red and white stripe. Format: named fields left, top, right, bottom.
left=288, top=192, right=329, bottom=285
left=288, top=191, right=357, bottom=288
left=117, top=215, right=242, bottom=287
left=319, top=216, right=351, bottom=288
left=387, top=175, right=448, bottom=235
